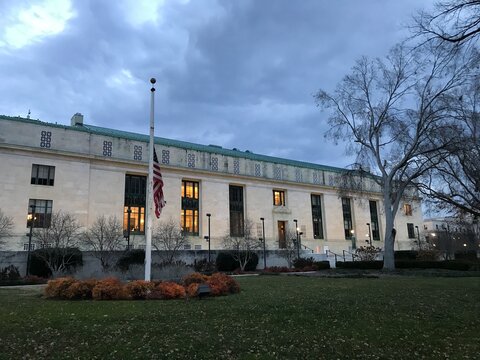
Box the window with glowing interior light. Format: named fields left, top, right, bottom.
left=273, top=190, right=285, bottom=206
left=124, top=174, right=146, bottom=234
left=26, top=199, right=52, bottom=228
left=181, top=180, right=199, bottom=235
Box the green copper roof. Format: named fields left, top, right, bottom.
left=0, top=114, right=346, bottom=173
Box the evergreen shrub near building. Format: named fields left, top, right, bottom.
left=216, top=251, right=259, bottom=272
left=116, top=249, right=145, bottom=272
left=28, top=248, right=83, bottom=278
left=293, top=257, right=331, bottom=271
left=454, top=251, right=478, bottom=261
left=336, top=261, right=384, bottom=269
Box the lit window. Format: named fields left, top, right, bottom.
left=273, top=190, right=285, bottom=206
left=181, top=180, right=199, bottom=235
left=124, top=174, right=146, bottom=234
left=26, top=199, right=53, bottom=228
left=404, top=204, right=413, bottom=216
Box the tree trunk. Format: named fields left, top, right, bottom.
left=382, top=191, right=396, bottom=270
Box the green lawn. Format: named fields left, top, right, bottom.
left=0, top=275, right=479, bottom=359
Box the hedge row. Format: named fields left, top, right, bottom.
left=336, top=260, right=479, bottom=271
left=44, top=272, right=240, bottom=300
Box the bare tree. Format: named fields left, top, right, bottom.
left=414, top=0, right=480, bottom=45
left=152, top=218, right=190, bottom=264
left=223, top=218, right=261, bottom=271
left=0, top=209, right=14, bottom=249
left=418, top=81, right=480, bottom=217
left=277, top=228, right=298, bottom=268
left=32, top=211, right=82, bottom=276
left=316, top=44, right=478, bottom=269
left=82, top=215, right=124, bottom=271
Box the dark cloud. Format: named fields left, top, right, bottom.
left=0, top=0, right=433, bottom=168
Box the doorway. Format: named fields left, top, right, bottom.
left=278, top=221, right=286, bottom=248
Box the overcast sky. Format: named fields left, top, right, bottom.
left=0, top=0, right=434, bottom=168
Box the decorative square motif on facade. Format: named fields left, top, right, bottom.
left=234, top=159, right=240, bottom=174
left=162, top=150, right=170, bottom=165
left=187, top=153, right=195, bottom=168
left=274, top=166, right=281, bottom=180
left=133, top=145, right=142, bottom=161
left=211, top=157, right=218, bottom=171
left=103, top=141, right=112, bottom=157
left=255, top=163, right=261, bottom=177
left=313, top=171, right=319, bottom=184
left=295, top=169, right=303, bottom=182
left=40, top=131, right=52, bottom=148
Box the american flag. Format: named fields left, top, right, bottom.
left=153, top=148, right=166, bottom=218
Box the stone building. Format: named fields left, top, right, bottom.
left=0, top=114, right=423, bottom=254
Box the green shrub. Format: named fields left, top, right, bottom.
left=117, top=250, right=145, bottom=272
left=394, top=251, right=418, bottom=260
left=336, top=261, right=383, bottom=269
left=454, top=251, right=478, bottom=261
left=28, top=248, right=83, bottom=278
left=313, top=261, right=331, bottom=270
left=293, top=257, right=315, bottom=269
left=216, top=252, right=258, bottom=272
left=194, top=259, right=216, bottom=273
left=0, top=265, right=21, bottom=281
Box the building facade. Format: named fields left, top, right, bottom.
left=0, top=114, right=423, bottom=253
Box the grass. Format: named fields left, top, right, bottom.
left=0, top=275, right=479, bottom=359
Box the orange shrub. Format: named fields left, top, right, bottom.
left=64, top=279, right=98, bottom=300
left=185, top=283, right=199, bottom=298
left=207, top=273, right=240, bottom=296
left=125, top=280, right=155, bottom=299
left=45, top=277, right=77, bottom=299
left=92, top=278, right=126, bottom=300
left=149, top=281, right=185, bottom=300
left=182, top=272, right=209, bottom=286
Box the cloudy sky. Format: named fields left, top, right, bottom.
left=0, top=0, right=434, bottom=168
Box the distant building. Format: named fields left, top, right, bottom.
left=0, top=114, right=423, bottom=253
left=423, top=217, right=479, bottom=254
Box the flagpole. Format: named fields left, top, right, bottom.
left=145, top=78, right=156, bottom=281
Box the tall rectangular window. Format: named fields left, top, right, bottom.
left=311, top=194, right=324, bottom=239
left=273, top=190, right=285, bottom=206
left=404, top=204, right=412, bottom=216
left=124, top=174, right=146, bottom=234
left=407, top=223, right=416, bottom=239
left=27, top=199, right=53, bottom=228
left=342, top=197, right=353, bottom=239
left=31, top=164, right=55, bottom=186
left=369, top=200, right=380, bottom=241
left=229, top=185, right=244, bottom=237
left=181, top=180, right=199, bottom=235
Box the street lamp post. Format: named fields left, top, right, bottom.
left=350, top=229, right=356, bottom=249
left=26, top=204, right=36, bottom=277
left=126, top=207, right=132, bottom=250
left=206, top=213, right=211, bottom=263
left=293, top=219, right=300, bottom=259
left=260, top=217, right=266, bottom=269
left=366, top=223, right=372, bottom=245
left=415, top=225, right=420, bottom=249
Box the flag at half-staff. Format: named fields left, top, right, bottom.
left=153, top=148, right=166, bottom=218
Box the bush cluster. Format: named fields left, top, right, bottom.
left=44, top=272, right=240, bottom=300
left=336, top=260, right=479, bottom=271
left=28, top=248, right=83, bottom=278
left=454, top=251, right=478, bottom=261
left=293, top=257, right=330, bottom=271
left=336, top=261, right=384, bottom=269
left=116, top=250, right=145, bottom=272
left=193, top=259, right=216, bottom=273
left=0, top=265, right=21, bottom=281
left=216, top=252, right=259, bottom=272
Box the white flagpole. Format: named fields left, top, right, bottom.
left=145, top=78, right=156, bottom=281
